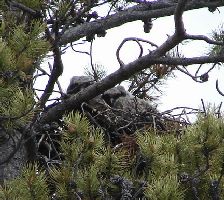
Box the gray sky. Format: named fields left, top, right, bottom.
left=38, top=6, right=224, bottom=114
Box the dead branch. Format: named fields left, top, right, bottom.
left=216, top=79, right=224, bottom=96
left=39, top=0, right=224, bottom=124
left=40, top=52, right=224, bottom=124
left=39, top=25, right=64, bottom=108
left=59, top=1, right=224, bottom=46
left=116, top=37, right=158, bottom=67
left=185, top=34, right=224, bottom=45
left=176, top=63, right=219, bottom=83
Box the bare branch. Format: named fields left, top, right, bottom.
left=176, top=63, right=218, bottom=83
left=174, top=0, right=188, bottom=35
left=217, top=102, right=223, bottom=118
left=39, top=46, right=63, bottom=107
left=39, top=24, right=64, bottom=108
left=116, top=37, right=157, bottom=67
left=8, top=0, right=40, bottom=16
left=201, top=98, right=207, bottom=116
left=39, top=53, right=224, bottom=124
left=39, top=0, right=224, bottom=123
left=154, top=55, right=224, bottom=66
left=216, top=79, right=224, bottom=96
left=70, top=42, right=90, bottom=55
left=59, top=1, right=224, bottom=46
left=152, top=0, right=188, bottom=57
left=89, top=40, right=99, bottom=81
left=48, top=62, right=64, bottom=95
left=185, top=34, right=224, bottom=45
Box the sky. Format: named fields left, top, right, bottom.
left=38, top=5, right=224, bottom=116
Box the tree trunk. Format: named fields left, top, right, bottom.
left=0, top=130, right=27, bottom=184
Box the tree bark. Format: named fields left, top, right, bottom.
left=0, top=130, right=27, bottom=185
left=60, top=1, right=224, bottom=45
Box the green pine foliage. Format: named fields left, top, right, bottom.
left=177, top=113, right=224, bottom=199
left=84, top=63, right=107, bottom=81
left=51, top=112, right=131, bottom=199
left=16, top=0, right=44, bottom=10
left=0, top=85, right=35, bottom=131
left=137, top=111, right=224, bottom=199
left=0, top=43, right=16, bottom=72
left=2, top=88, right=35, bottom=129
left=137, top=132, right=183, bottom=199
left=0, top=5, right=50, bottom=74
left=0, top=7, right=50, bottom=131
left=144, top=174, right=183, bottom=200
left=2, top=111, right=224, bottom=199
left=7, top=20, right=50, bottom=73
left=0, top=164, right=49, bottom=200
left=1, top=1, right=224, bottom=199
left=209, top=25, right=224, bottom=56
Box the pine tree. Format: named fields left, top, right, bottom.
left=1, top=0, right=224, bottom=199
left=1, top=110, right=224, bottom=199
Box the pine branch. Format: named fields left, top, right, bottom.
left=59, top=1, right=224, bottom=45
left=39, top=27, right=63, bottom=108
left=39, top=54, right=224, bottom=124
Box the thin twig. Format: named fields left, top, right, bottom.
left=201, top=99, right=207, bottom=116
left=116, top=37, right=158, bottom=67
left=216, top=79, right=224, bottom=96
left=48, top=62, right=64, bottom=95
